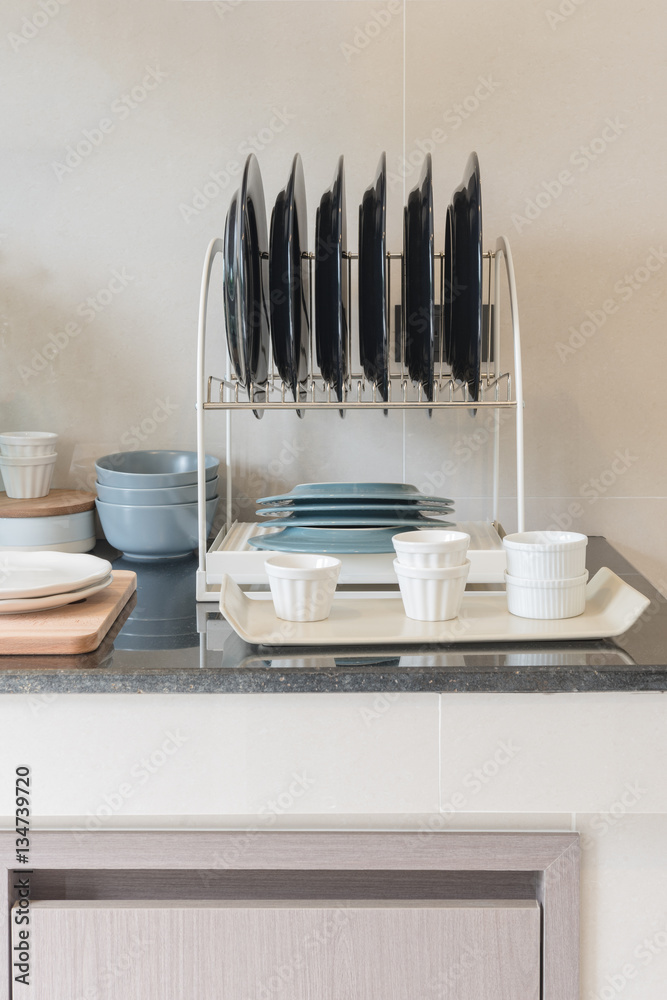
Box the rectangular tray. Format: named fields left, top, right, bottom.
left=219, top=568, right=650, bottom=647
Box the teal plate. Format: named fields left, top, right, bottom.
left=257, top=502, right=454, bottom=517
left=252, top=513, right=456, bottom=529
left=248, top=526, right=407, bottom=554
left=258, top=482, right=454, bottom=505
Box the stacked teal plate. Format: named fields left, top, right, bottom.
left=250, top=483, right=454, bottom=553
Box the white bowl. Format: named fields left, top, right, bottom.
left=393, top=558, right=470, bottom=621
left=505, top=570, right=589, bottom=620
left=0, top=510, right=94, bottom=547
left=392, top=529, right=470, bottom=568
left=0, top=453, right=57, bottom=499
left=0, top=431, right=58, bottom=457
left=502, top=531, right=587, bottom=580
left=265, top=554, right=342, bottom=622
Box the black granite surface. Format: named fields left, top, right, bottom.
left=1, top=538, right=666, bottom=694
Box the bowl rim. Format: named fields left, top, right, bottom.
left=95, top=496, right=218, bottom=512
left=392, top=529, right=470, bottom=550
left=95, top=475, right=218, bottom=496
left=393, top=557, right=471, bottom=579
left=0, top=452, right=58, bottom=465
left=95, top=450, right=218, bottom=477
left=265, top=553, right=342, bottom=577
left=503, top=531, right=588, bottom=551
left=0, top=431, right=58, bottom=442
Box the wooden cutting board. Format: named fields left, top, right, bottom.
left=0, top=571, right=136, bottom=654
left=0, top=490, right=97, bottom=518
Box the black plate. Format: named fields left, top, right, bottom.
left=359, top=152, right=388, bottom=401
left=403, top=153, right=434, bottom=401
left=451, top=152, right=482, bottom=402
left=222, top=193, right=244, bottom=384
left=237, top=153, right=270, bottom=413
left=269, top=154, right=310, bottom=412
left=443, top=202, right=454, bottom=365
left=315, top=156, right=348, bottom=408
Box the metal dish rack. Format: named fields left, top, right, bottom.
left=195, top=233, right=524, bottom=601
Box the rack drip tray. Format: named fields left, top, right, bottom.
left=198, top=521, right=507, bottom=600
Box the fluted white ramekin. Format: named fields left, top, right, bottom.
left=0, top=431, right=58, bottom=457
left=0, top=453, right=57, bottom=499
left=505, top=570, right=589, bottom=620
left=265, top=554, right=342, bottom=622
left=393, top=558, right=470, bottom=622
left=502, top=531, right=587, bottom=580
left=392, top=529, right=470, bottom=568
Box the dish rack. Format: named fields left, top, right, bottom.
left=195, top=234, right=524, bottom=601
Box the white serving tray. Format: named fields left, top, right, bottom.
left=219, top=568, right=650, bottom=646
left=202, top=520, right=508, bottom=595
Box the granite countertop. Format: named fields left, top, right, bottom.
left=0, top=538, right=665, bottom=695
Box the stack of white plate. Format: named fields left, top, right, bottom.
left=0, top=552, right=113, bottom=614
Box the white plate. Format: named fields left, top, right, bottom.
left=0, top=537, right=96, bottom=554
left=219, top=567, right=650, bottom=646
left=0, top=551, right=112, bottom=599
left=0, top=573, right=113, bottom=614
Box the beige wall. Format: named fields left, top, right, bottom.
left=1, top=0, right=665, bottom=585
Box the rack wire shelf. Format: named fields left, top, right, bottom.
left=195, top=232, right=525, bottom=600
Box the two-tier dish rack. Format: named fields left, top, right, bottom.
left=195, top=233, right=524, bottom=601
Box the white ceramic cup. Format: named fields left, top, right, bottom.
left=502, top=530, right=587, bottom=580
left=0, top=431, right=58, bottom=457
left=393, top=529, right=470, bottom=568
left=393, top=558, right=471, bottom=622
left=0, top=452, right=57, bottom=499
left=505, top=570, right=589, bottom=620
left=265, top=554, right=342, bottom=622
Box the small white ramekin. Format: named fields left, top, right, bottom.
left=0, top=453, right=57, bottom=499
left=505, top=570, right=589, bottom=620
left=392, top=529, right=470, bottom=568
left=0, top=431, right=58, bottom=457
left=265, top=554, right=342, bottom=622
left=502, top=530, right=587, bottom=580
left=393, top=558, right=470, bottom=622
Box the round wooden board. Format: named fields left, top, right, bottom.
left=0, top=489, right=97, bottom=518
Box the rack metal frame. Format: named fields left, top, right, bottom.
left=195, top=234, right=524, bottom=600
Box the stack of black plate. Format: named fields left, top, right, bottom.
left=222, top=152, right=483, bottom=416
left=249, top=483, right=454, bottom=554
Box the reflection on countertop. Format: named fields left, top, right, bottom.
left=0, top=537, right=666, bottom=694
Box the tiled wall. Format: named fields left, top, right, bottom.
left=1, top=0, right=665, bottom=584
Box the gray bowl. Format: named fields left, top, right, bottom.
left=96, top=476, right=218, bottom=506
left=96, top=496, right=219, bottom=561
left=95, top=450, right=218, bottom=489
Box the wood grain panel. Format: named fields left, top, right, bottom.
left=0, top=571, right=135, bottom=654
left=13, top=899, right=541, bottom=1000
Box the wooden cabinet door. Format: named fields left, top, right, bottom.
left=13, top=898, right=540, bottom=1000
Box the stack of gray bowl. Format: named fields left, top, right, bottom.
left=95, top=450, right=219, bottom=561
